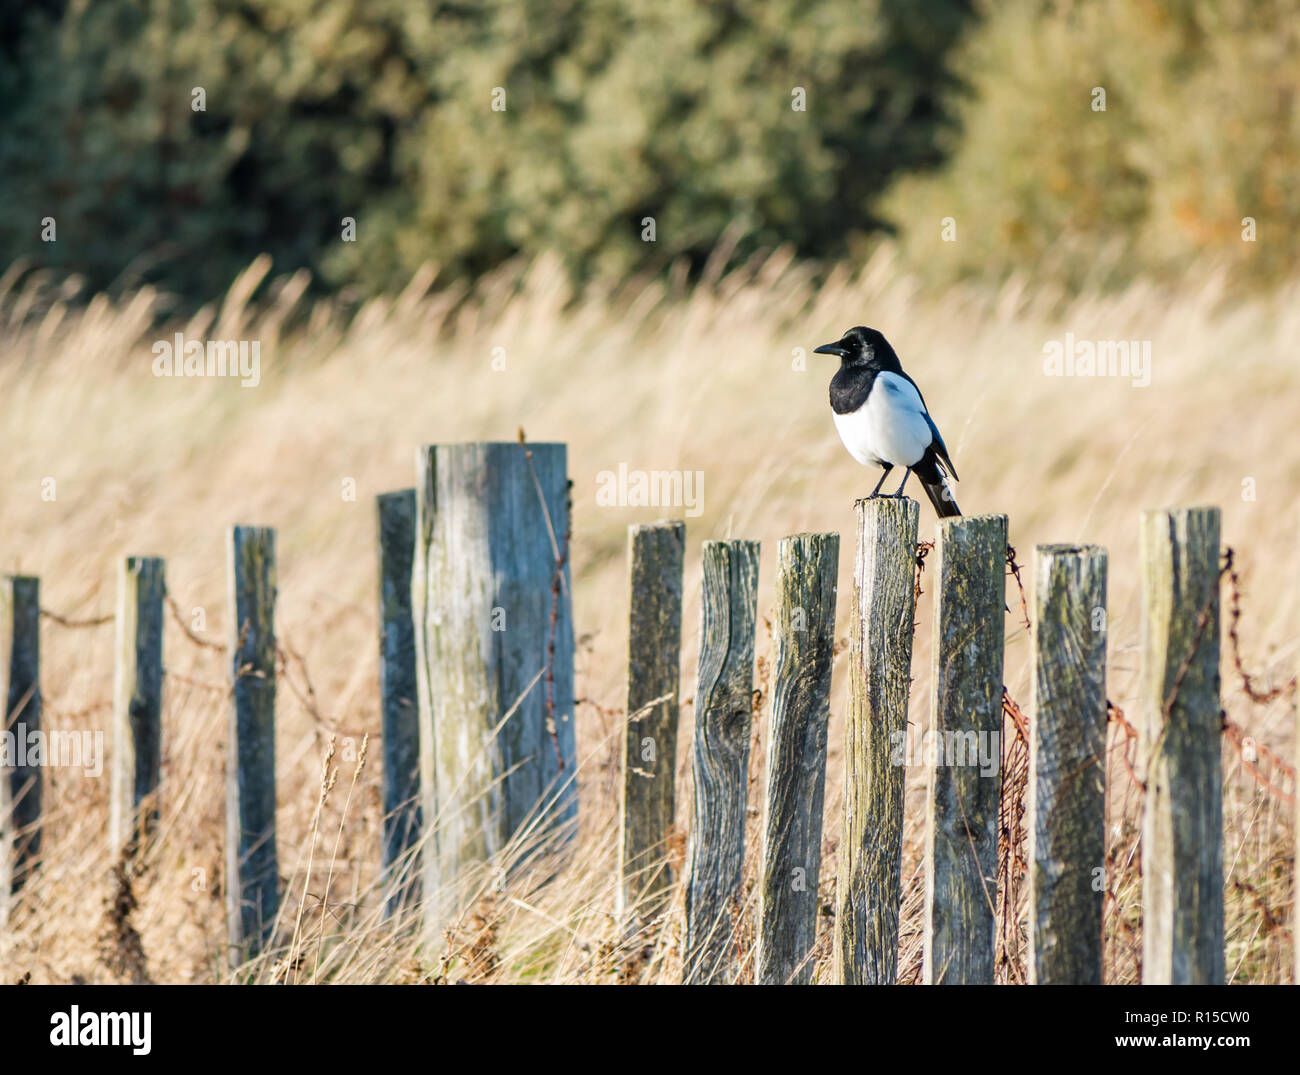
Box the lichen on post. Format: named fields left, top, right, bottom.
left=413, top=442, right=576, bottom=929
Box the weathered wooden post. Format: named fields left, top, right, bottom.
left=834, top=499, right=917, bottom=985
left=413, top=443, right=576, bottom=922
left=757, top=532, right=838, bottom=984
left=617, top=520, right=685, bottom=921
left=110, top=557, right=166, bottom=858
left=1140, top=506, right=1224, bottom=984
left=377, top=490, right=421, bottom=917
left=923, top=513, right=1007, bottom=985
left=1028, top=544, right=1107, bottom=984
left=226, top=526, right=279, bottom=961
left=2, top=576, right=41, bottom=900
left=682, top=539, right=760, bottom=984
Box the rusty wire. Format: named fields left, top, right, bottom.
left=39, top=607, right=113, bottom=628
left=1006, top=544, right=1031, bottom=632
left=520, top=426, right=571, bottom=770
left=164, top=594, right=224, bottom=651
left=996, top=687, right=1030, bottom=984
left=1222, top=546, right=1298, bottom=703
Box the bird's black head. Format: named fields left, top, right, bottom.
left=813, top=326, right=899, bottom=370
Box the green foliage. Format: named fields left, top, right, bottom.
left=0, top=0, right=973, bottom=300
left=886, top=0, right=1300, bottom=292
left=13, top=0, right=1287, bottom=302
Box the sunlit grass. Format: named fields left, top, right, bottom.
left=0, top=248, right=1294, bottom=982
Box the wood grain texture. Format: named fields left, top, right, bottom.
left=833, top=498, right=918, bottom=984
left=683, top=539, right=760, bottom=984
left=377, top=490, right=421, bottom=917
left=617, top=520, right=685, bottom=919
left=757, top=531, right=839, bottom=984
left=923, top=513, right=1007, bottom=985
left=3, top=576, right=42, bottom=900
left=1028, top=544, right=1107, bottom=984
left=110, top=556, right=165, bottom=859
left=1140, top=507, right=1224, bottom=984
left=413, top=443, right=576, bottom=923
left=225, top=526, right=279, bottom=960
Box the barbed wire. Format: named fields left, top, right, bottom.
left=575, top=696, right=623, bottom=720
left=43, top=698, right=112, bottom=721
left=30, top=602, right=115, bottom=719
left=1222, top=546, right=1298, bottom=703
left=275, top=640, right=341, bottom=740
left=914, top=539, right=934, bottom=603
left=1222, top=719, right=1294, bottom=804
left=164, top=669, right=229, bottom=694
left=164, top=594, right=225, bottom=651
left=996, top=687, right=1030, bottom=984
left=39, top=607, right=113, bottom=628
left=919, top=527, right=1297, bottom=970
left=1107, top=547, right=1297, bottom=805
left=520, top=426, right=571, bottom=770
left=1106, top=701, right=1144, bottom=791
left=27, top=536, right=1298, bottom=813
left=1155, top=556, right=1224, bottom=732
left=1006, top=545, right=1031, bottom=632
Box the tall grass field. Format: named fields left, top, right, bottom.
left=0, top=249, right=1295, bottom=984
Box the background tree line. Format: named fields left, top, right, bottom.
left=1, top=0, right=1294, bottom=304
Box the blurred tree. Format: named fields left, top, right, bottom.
left=0, top=0, right=974, bottom=300
left=0, top=0, right=446, bottom=298
left=885, top=0, right=1300, bottom=292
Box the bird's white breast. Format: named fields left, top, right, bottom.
left=832, top=371, right=932, bottom=469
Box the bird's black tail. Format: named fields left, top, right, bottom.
left=922, top=474, right=961, bottom=518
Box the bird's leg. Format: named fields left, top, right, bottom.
left=854, top=466, right=893, bottom=508
left=884, top=467, right=912, bottom=498
left=869, top=467, right=893, bottom=498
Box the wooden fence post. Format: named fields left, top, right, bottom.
left=226, top=526, right=278, bottom=961
left=1028, top=544, right=1107, bottom=984
left=834, top=499, right=918, bottom=985
left=923, top=513, right=1007, bottom=985
left=110, top=557, right=165, bottom=859
left=683, top=539, right=760, bottom=984
left=757, top=532, right=838, bottom=984
left=413, top=442, right=576, bottom=920
left=617, top=520, right=685, bottom=921
left=1140, top=506, right=1224, bottom=984
left=2, top=576, right=41, bottom=900
left=378, top=490, right=421, bottom=917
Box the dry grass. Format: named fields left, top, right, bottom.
left=0, top=247, right=1295, bottom=983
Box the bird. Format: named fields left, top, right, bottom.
left=813, top=326, right=961, bottom=518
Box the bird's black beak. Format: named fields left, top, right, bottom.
left=813, top=340, right=849, bottom=358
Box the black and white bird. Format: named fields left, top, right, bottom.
left=814, top=326, right=961, bottom=518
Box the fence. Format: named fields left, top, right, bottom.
left=1, top=440, right=1295, bottom=983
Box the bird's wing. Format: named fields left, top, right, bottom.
left=922, top=413, right=958, bottom=480
left=897, top=369, right=959, bottom=481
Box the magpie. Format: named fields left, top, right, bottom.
left=814, top=326, right=961, bottom=518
